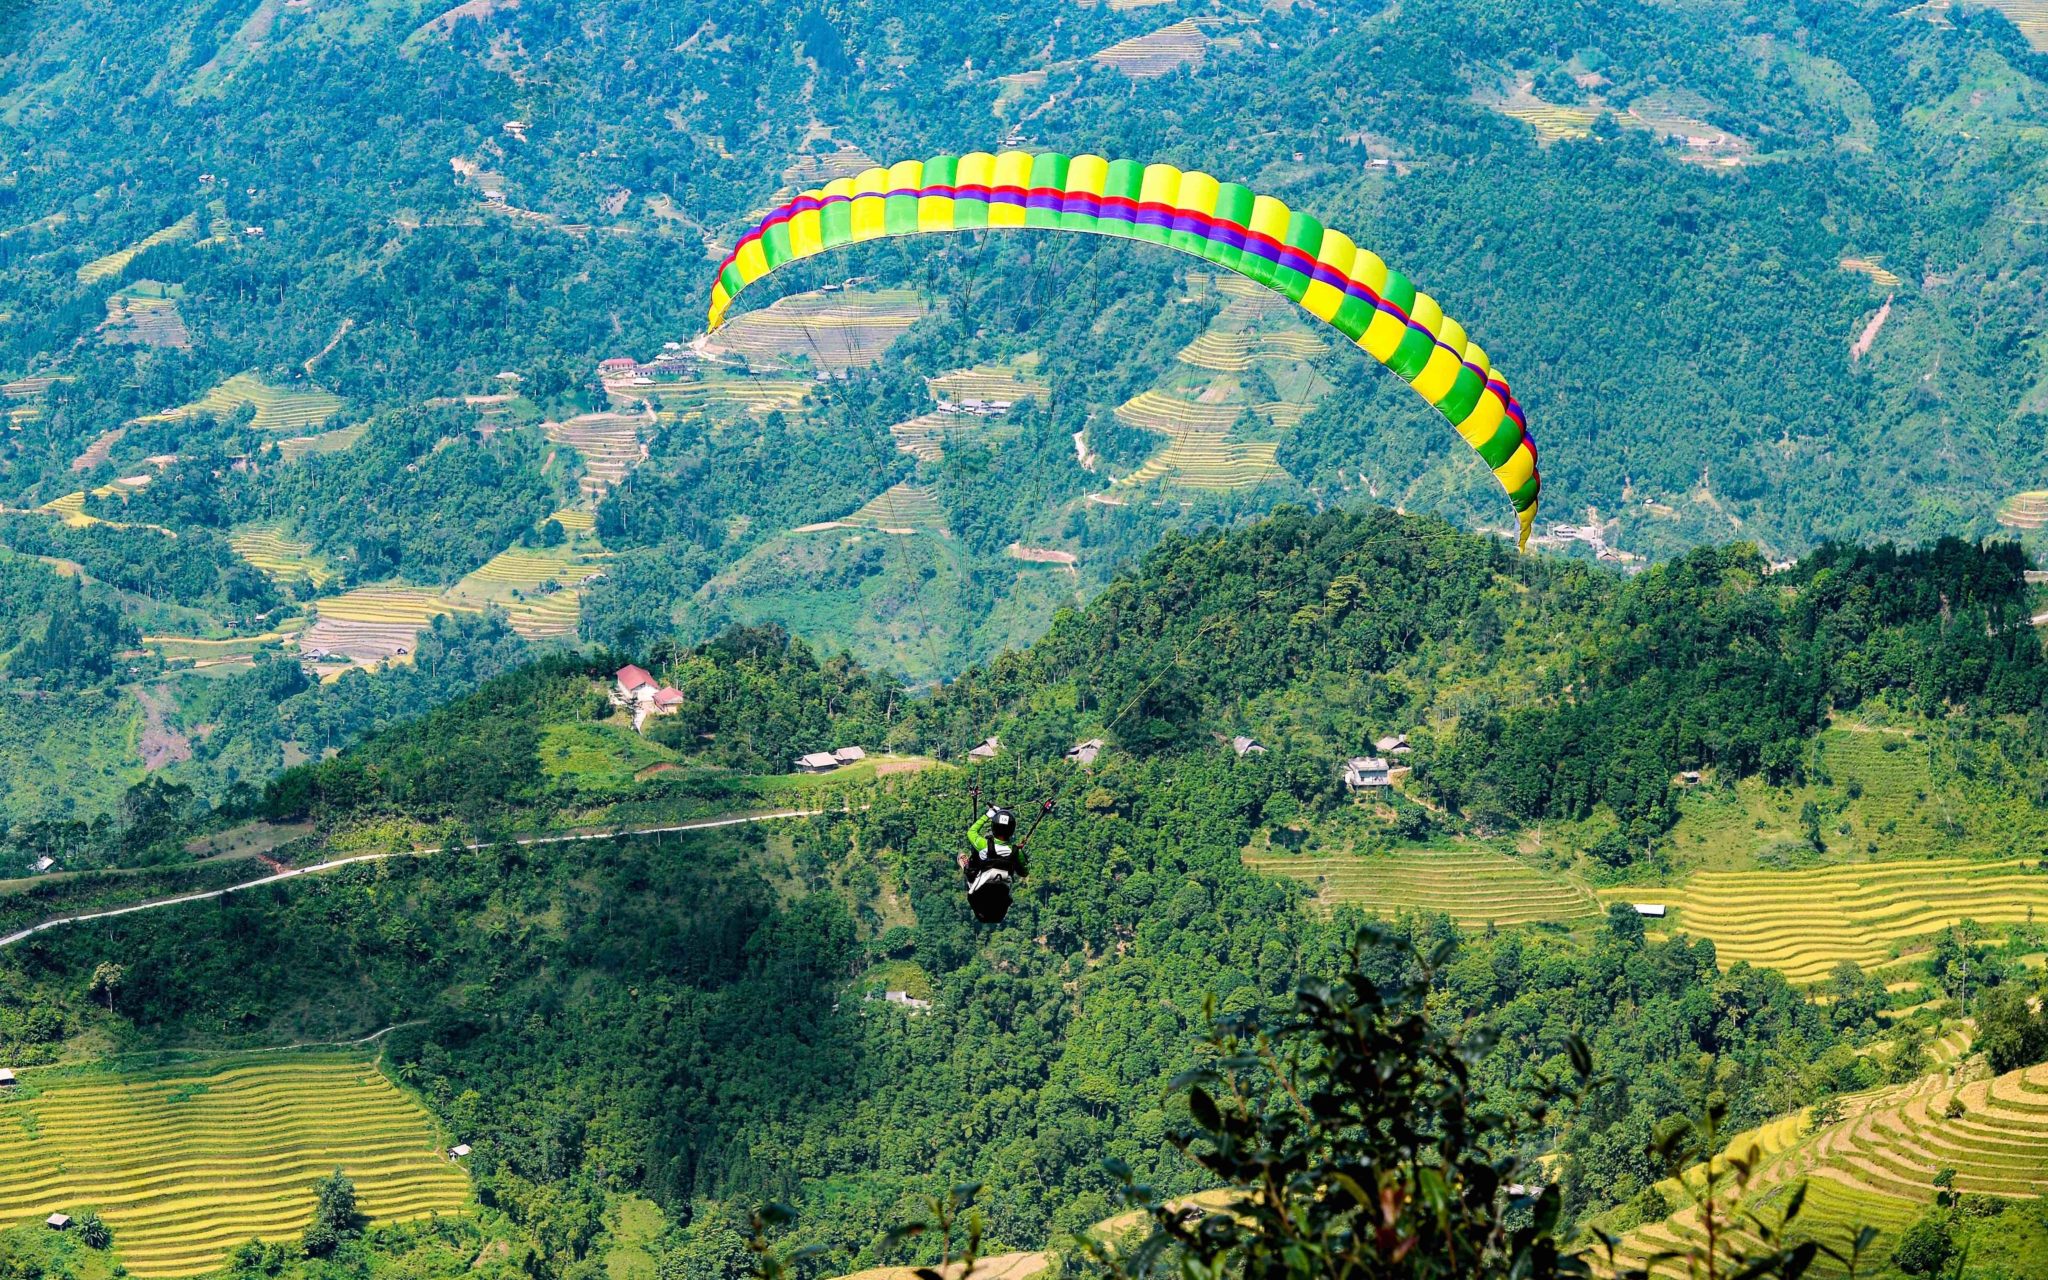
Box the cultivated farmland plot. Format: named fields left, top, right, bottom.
left=135, top=373, right=345, bottom=434
left=1600, top=1042, right=2048, bottom=1278
left=837, top=483, right=946, bottom=534
left=542, top=413, right=648, bottom=499
left=1091, top=18, right=1209, bottom=78
left=632, top=374, right=813, bottom=423
left=445, top=543, right=601, bottom=640
left=1602, top=856, right=2048, bottom=984
left=75, top=213, right=200, bottom=285
left=275, top=423, right=366, bottom=463
left=1984, top=0, right=2048, bottom=50
left=100, top=283, right=191, bottom=349
left=1244, top=845, right=1599, bottom=926
left=296, top=586, right=478, bottom=669
left=1111, top=391, right=1287, bottom=490
left=708, top=289, right=927, bottom=373
left=1840, top=256, right=1904, bottom=288
left=1176, top=329, right=1326, bottom=373
left=0, top=1053, right=468, bottom=1278
left=925, top=355, right=1049, bottom=405
left=229, top=522, right=336, bottom=586
left=779, top=138, right=880, bottom=195
left=1996, top=489, right=2048, bottom=530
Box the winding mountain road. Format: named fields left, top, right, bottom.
left=0, top=809, right=826, bottom=950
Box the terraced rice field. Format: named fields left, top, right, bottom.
left=2, top=374, right=63, bottom=399
left=1603, top=856, right=2048, bottom=984
left=1092, top=18, right=1208, bottom=77
left=0, top=1053, right=468, bottom=1278
left=1997, top=490, right=2048, bottom=529
left=711, top=289, right=927, bottom=373
left=76, top=213, right=201, bottom=285
left=1113, top=390, right=1243, bottom=434
left=1602, top=1035, right=1982, bottom=1276
left=100, top=284, right=192, bottom=348
left=1606, top=1050, right=2048, bottom=1276
left=782, top=140, right=880, bottom=191
left=70, top=426, right=125, bottom=473
left=1245, top=846, right=1598, bottom=926
left=275, top=423, right=366, bottom=462
left=547, top=507, right=597, bottom=536
left=888, top=410, right=982, bottom=462
left=543, top=413, right=647, bottom=498
left=1112, top=391, right=1287, bottom=489
left=229, top=524, right=335, bottom=586
left=1626, top=90, right=1754, bottom=165
left=1121, top=436, right=1284, bottom=490
left=1176, top=329, right=1327, bottom=372
left=840, top=483, right=946, bottom=533
left=446, top=545, right=595, bottom=640
left=299, top=587, right=476, bottom=667
left=146, top=620, right=307, bottom=662
left=138, top=373, right=345, bottom=433
left=638, top=377, right=813, bottom=421
left=1186, top=270, right=1295, bottom=324
left=1491, top=100, right=1602, bottom=141
left=201, top=197, right=234, bottom=244
left=1840, top=256, right=1904, bottom=287
left=1600, top=1169, right=1917, bottom=1279
left=926, top=358, right=1048, bottom=404
left=38, top=492, right=101, bottom=527
left=1984, top=0, right=2048, bottom=50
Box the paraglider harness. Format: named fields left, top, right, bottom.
left=962, top=785, right=1056, bottom=925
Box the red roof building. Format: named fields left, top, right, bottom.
left=616, top=664, right=656, bottom=693
left=652, top=687, right=684, bottom=708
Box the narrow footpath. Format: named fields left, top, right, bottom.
left=0, top=809, right=825, bottom=950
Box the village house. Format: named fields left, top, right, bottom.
left=45, top=1214, right=68, bottom=1231
left=1232, top=736, right=1266, bottom=757
left=449, top=1144, right=472, bottom=1159
left=1374, top=734, right=1412, bottom=756
left=614, top=664, right=657, bottom=704
left=597, top=356, right=638, bottom=376
left=1343, top=756, right=1391, bottom=790
left=968, top=736, right=1001, bottom=762
left=1066, top=738, right=1103, bottom=766
left=833, top=746, right=867, bottom=764
left=1633, top=904, right=1668, bottom=918
left=795, top=752, right=841, bottom=773
left=865, top=988, right=932, bottom=1012
left=0, top=1069, right=16, bottom=1088
left=28, top=856, right=52, bottom=873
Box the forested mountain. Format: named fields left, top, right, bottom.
left=4, top=2, right=2048, bottom=1275
left=3, top=0, right=2048, bottom=826
left=7, top=509, right=2048, bottom=1276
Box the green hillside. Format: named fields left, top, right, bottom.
left=3, top=511, right=2047, bottom=1276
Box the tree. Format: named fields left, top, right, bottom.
left=78, top=1211, right=112, bottom=1250
left=1891, top=1212, right=1953, bottom=1275
left=302, top=1168, right=359, bottom=1256
left=88, top=962, right=123, bottom=1013
left=1975, top=984, right=2048, bottom=1075
left=1607, top=901, right=1647, bottom=948
left=1078, top=926, right=1592, bottom=1278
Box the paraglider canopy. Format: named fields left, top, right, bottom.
left=709, top=149, right=1540, bottom=544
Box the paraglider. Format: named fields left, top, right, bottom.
left=959, top=788, right=1055, bottom=925
left=707, top=149, right=1540, bottom=544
